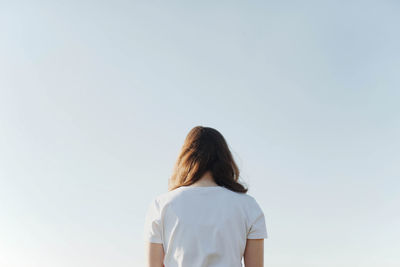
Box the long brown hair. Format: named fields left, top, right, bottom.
left=168, top=126, right=248, bottom=193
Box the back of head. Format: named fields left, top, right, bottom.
left=168, top=126, right=248, bottom=193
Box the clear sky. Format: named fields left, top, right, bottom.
left=1, top=1, right=399, bottom=266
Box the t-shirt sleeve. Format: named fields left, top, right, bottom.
left=247, top=197, right=268, bottom=239
left=143, top=197, right=163, bottom=244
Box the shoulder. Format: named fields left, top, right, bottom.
left=149, top=187, right=185, bottom=210
left=150, top=186, right=260, bottom=210
left=221, top=189, right=264, bottom=214
left=221, top=187, right=258, bottom=203
left=213, top=187, right=262, bottom=211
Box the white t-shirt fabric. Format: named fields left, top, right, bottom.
left=143, top=185, right=268, bottom=267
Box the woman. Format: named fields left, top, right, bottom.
left=144, top=126, right=268, bottom=267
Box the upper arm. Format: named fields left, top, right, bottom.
left=244, top=197, right=268, bottom=266
left=144, top=198, right=165, bottom=266
left=243, top=238, right=264, bottom=267
left=144, top=198, right=164, bottom=243
left=145, top=242, right=165, bottom=267
left=246, top=197, right=268, bottom=239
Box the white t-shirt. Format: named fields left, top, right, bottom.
left=143, top=185, right=268, bottom=267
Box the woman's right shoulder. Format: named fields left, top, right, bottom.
left=222, top=187, right=258, bottom=205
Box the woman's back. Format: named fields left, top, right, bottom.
left=144, top=185, right=268, bottom=267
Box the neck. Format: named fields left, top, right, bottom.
left=191, top=172, right=218, bottom=187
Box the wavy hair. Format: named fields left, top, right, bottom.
left=168, top=126, right=248, bottom=193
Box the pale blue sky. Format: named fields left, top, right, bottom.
left=0, top=1, right=399, bottom=266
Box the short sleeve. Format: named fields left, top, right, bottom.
left=143, top=198, right=163, bottom=244
left=247, top=198, right=268, bottom=239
